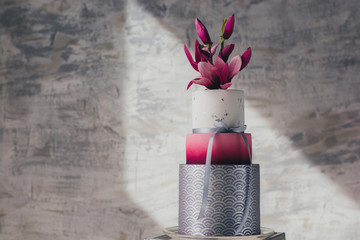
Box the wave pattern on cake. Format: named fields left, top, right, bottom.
left=179, top=164, right=260, bottom=236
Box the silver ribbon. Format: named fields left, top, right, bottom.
left=193, top=120, right=252, bottom=235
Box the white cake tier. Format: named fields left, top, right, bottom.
left=192, top=89, right=244, bottom=129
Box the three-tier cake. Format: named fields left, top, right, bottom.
left=145, top=14, right=286, bottom=240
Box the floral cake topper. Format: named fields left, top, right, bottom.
left=185, top=15, right=251, bottom=90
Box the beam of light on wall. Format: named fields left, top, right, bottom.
left=120, top=0, right=192, bottom=230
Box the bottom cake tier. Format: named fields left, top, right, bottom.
left=179, top=164, right=260, bottom=236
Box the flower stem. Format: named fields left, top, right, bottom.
left=220, top=38, right=225, bottom=59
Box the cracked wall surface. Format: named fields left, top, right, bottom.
left=0, top=0, right=359, bottom=240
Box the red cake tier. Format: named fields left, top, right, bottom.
left=186, top=133, right=252, bottom=165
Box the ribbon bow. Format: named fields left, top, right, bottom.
left=193, top=120, right=252, bottom=235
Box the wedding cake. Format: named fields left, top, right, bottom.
left=145, top=14, right=286, bottom=240
left=178, top=15, right=260, bottom=236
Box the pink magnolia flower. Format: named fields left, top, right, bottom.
left=222, top=15, right=235, bottom=39
left=195, top=18, right=212, bottom=44
left=187, top=61, right=218, bottom=90
left=187, top=55, right=242, bottom=90
left=184, top=15, right=252, bottom=90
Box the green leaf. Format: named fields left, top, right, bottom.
left=221, top=17, right=227, bottom=36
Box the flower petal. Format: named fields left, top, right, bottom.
left=213, top=56, right=225, bottom=76
left=240, top=47, right=251, bottom=70
left=199, top=48, right=211, bottom=62
left=198, top=61, right=216, bottom=81
left=194, top=39, right=201, bottom=63
left=223, top=15, right=235, bottom=39
left=190, top=77, right=215, bottom=89
left=220, top=82, right=232, bottom=89
left=229, top=55, right=242, bottom=79
left=184, top=44, right=198, bottom=71
left=187, top=77, right=201, bottom=90
left=221, top=44, right=234, bottom=62
left=211, top=43, right=220, bottom=55
left=221, top=63, right=229, bottom=84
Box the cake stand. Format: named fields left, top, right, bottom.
left=144, top=226, right=286, bottom=240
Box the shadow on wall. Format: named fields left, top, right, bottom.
left=136, top=0, right=360, bottom=205
left=0, top=0, right=159, bottom=239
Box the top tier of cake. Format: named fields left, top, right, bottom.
left=192, top=90, right=245, bottom=129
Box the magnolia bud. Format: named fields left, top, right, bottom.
left=240, top=47, right=252, bottom=70
left=223, top=15, right=235, bottom=39
left=221, top=44, right=235, bottom=62
left=195, top=18, right=212, bottom=44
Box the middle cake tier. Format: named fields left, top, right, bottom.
left=186, top=133, right=252, bottom=165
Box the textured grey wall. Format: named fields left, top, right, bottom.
left=0, top=0, right=359, bottom=240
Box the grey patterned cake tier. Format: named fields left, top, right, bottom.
left=179, top=164, right=260, bottom=236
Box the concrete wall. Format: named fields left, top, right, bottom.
left=0, top=0, right=359, bottom=239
